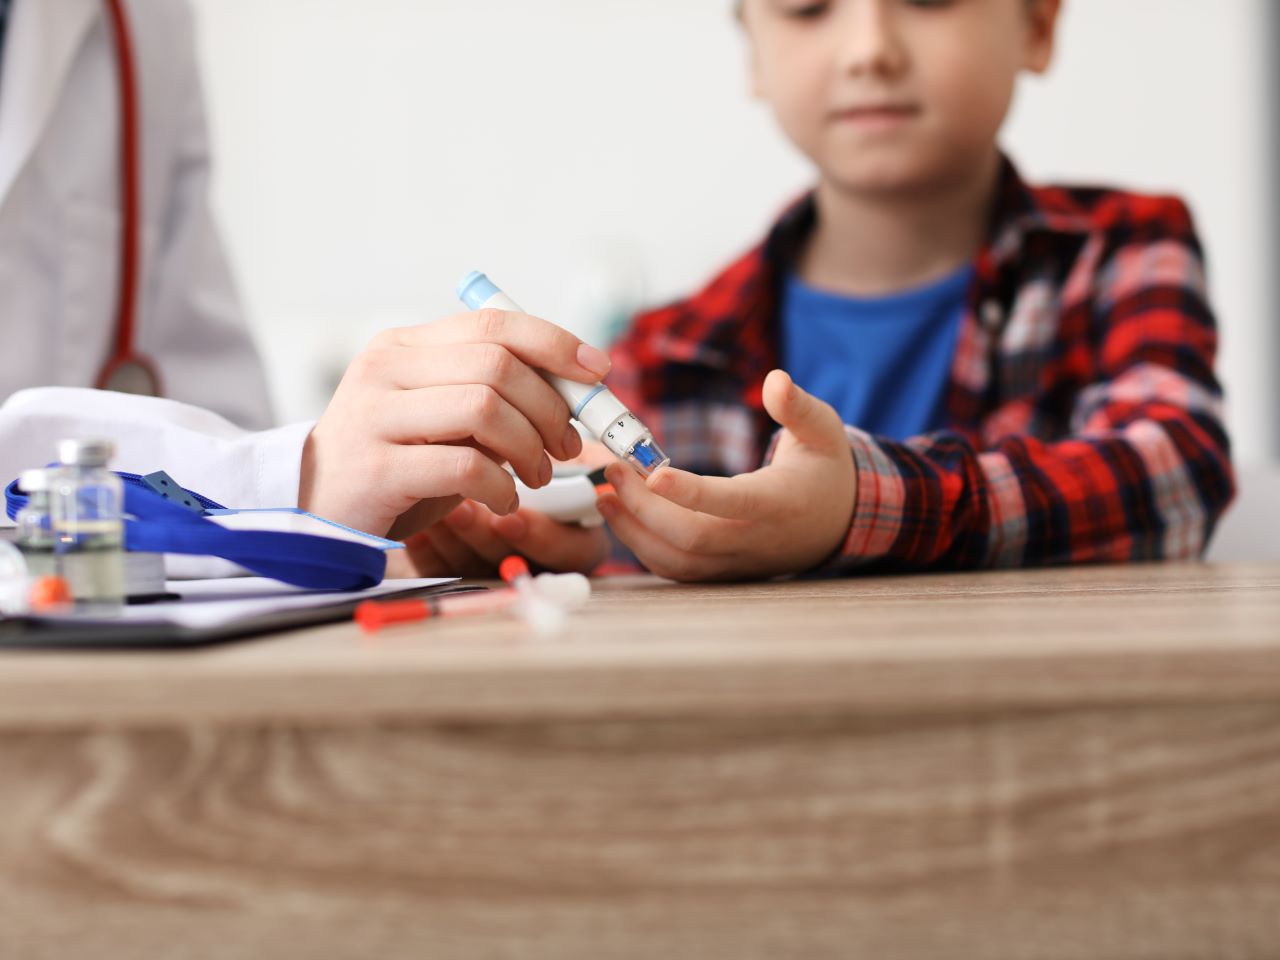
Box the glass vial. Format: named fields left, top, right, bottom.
left=50, top=439, right=125, bottom=613
left=14, top=468, right=58, bottom=579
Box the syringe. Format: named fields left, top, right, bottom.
left=457, top=271, right=671, bottom=477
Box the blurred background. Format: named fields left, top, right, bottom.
left=190, top=0, right=1277, bottom=473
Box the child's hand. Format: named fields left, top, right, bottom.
left=395, top=500, right=610, bottom=578
left=299, top=310, right=611, bottom=536
left=597, top=370, right=856, bottom=582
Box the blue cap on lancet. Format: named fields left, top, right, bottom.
left=628, top=437, right=669, bottom=474
left=457, top=271, right=501, bottom=310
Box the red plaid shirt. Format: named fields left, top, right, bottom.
left=607, top=158, right=1235, bottom=572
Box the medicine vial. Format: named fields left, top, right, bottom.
left=14, top=469, right=58, bottom=579
left=50, top=438, right=126, bottom=613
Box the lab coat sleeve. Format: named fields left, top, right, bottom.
left=0, top=387, right=311, bottom=515
left=139, top=0, right=276, bottom=432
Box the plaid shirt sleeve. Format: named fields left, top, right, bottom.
left=813, top=197, right=1235, bottom=572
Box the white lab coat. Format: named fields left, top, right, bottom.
left=0, top=0, right=311, bottom=514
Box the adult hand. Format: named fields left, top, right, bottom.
left=298, top=309, right=611, bottom=536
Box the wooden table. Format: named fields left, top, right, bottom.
left=2, top=562, right=1279, bottom=959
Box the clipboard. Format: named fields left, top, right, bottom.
left=0, top=578, right=482, bottom=651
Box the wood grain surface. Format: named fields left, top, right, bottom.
left=1, top=562, right=1279, bottom=730
left=1, top=563, right=1278, bottom=958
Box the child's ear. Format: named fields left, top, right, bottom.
left=1022, top=0, right=1062, bottom=75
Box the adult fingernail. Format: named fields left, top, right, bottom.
left=538, top=452, right=553, bottom=487
left=563, top=425, right=584, bottom=459
left=577, top=343, right=612, bottom=378
left=493, top=513, right=528, bottom=540
left=597, top=496, right=619, bottom=520
left=604, top=463, right=625, bottom=488
left=447, top=500, right=475, bottom=529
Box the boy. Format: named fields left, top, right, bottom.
left=411, top=0, right=1234, bottom=581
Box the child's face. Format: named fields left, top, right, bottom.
left=741, top=0, right=1059, bottom=196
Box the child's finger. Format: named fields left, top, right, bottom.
left=603, top=464, right=743, bottom=557
left=646, top=467, right=768, bottom=520
left=762, top=369, right=845, bottom=452
left=595, top=495, right=717, bottom=582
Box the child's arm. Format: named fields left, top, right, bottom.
left=599, top=203, right=1235, bottom=579
left=814, top=202, right=1236, bottom=573
left=597, top=370, right=857, bottom=581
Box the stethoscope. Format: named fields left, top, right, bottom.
left=95, top=0, right=162, bottom=397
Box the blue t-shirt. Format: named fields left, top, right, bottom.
left=781, top=264, right=973, bottom=442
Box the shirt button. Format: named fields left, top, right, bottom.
left=980, top=299, right=1004, bottom=331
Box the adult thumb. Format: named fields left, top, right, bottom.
left=762, top=369, right=844, bottom=451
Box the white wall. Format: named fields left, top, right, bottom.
left=192, top=0, right=1276, bottom=464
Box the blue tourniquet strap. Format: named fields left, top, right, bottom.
left=5, top=470, right=226, bottom=519
left=6, top=474, right=385, bottom=592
